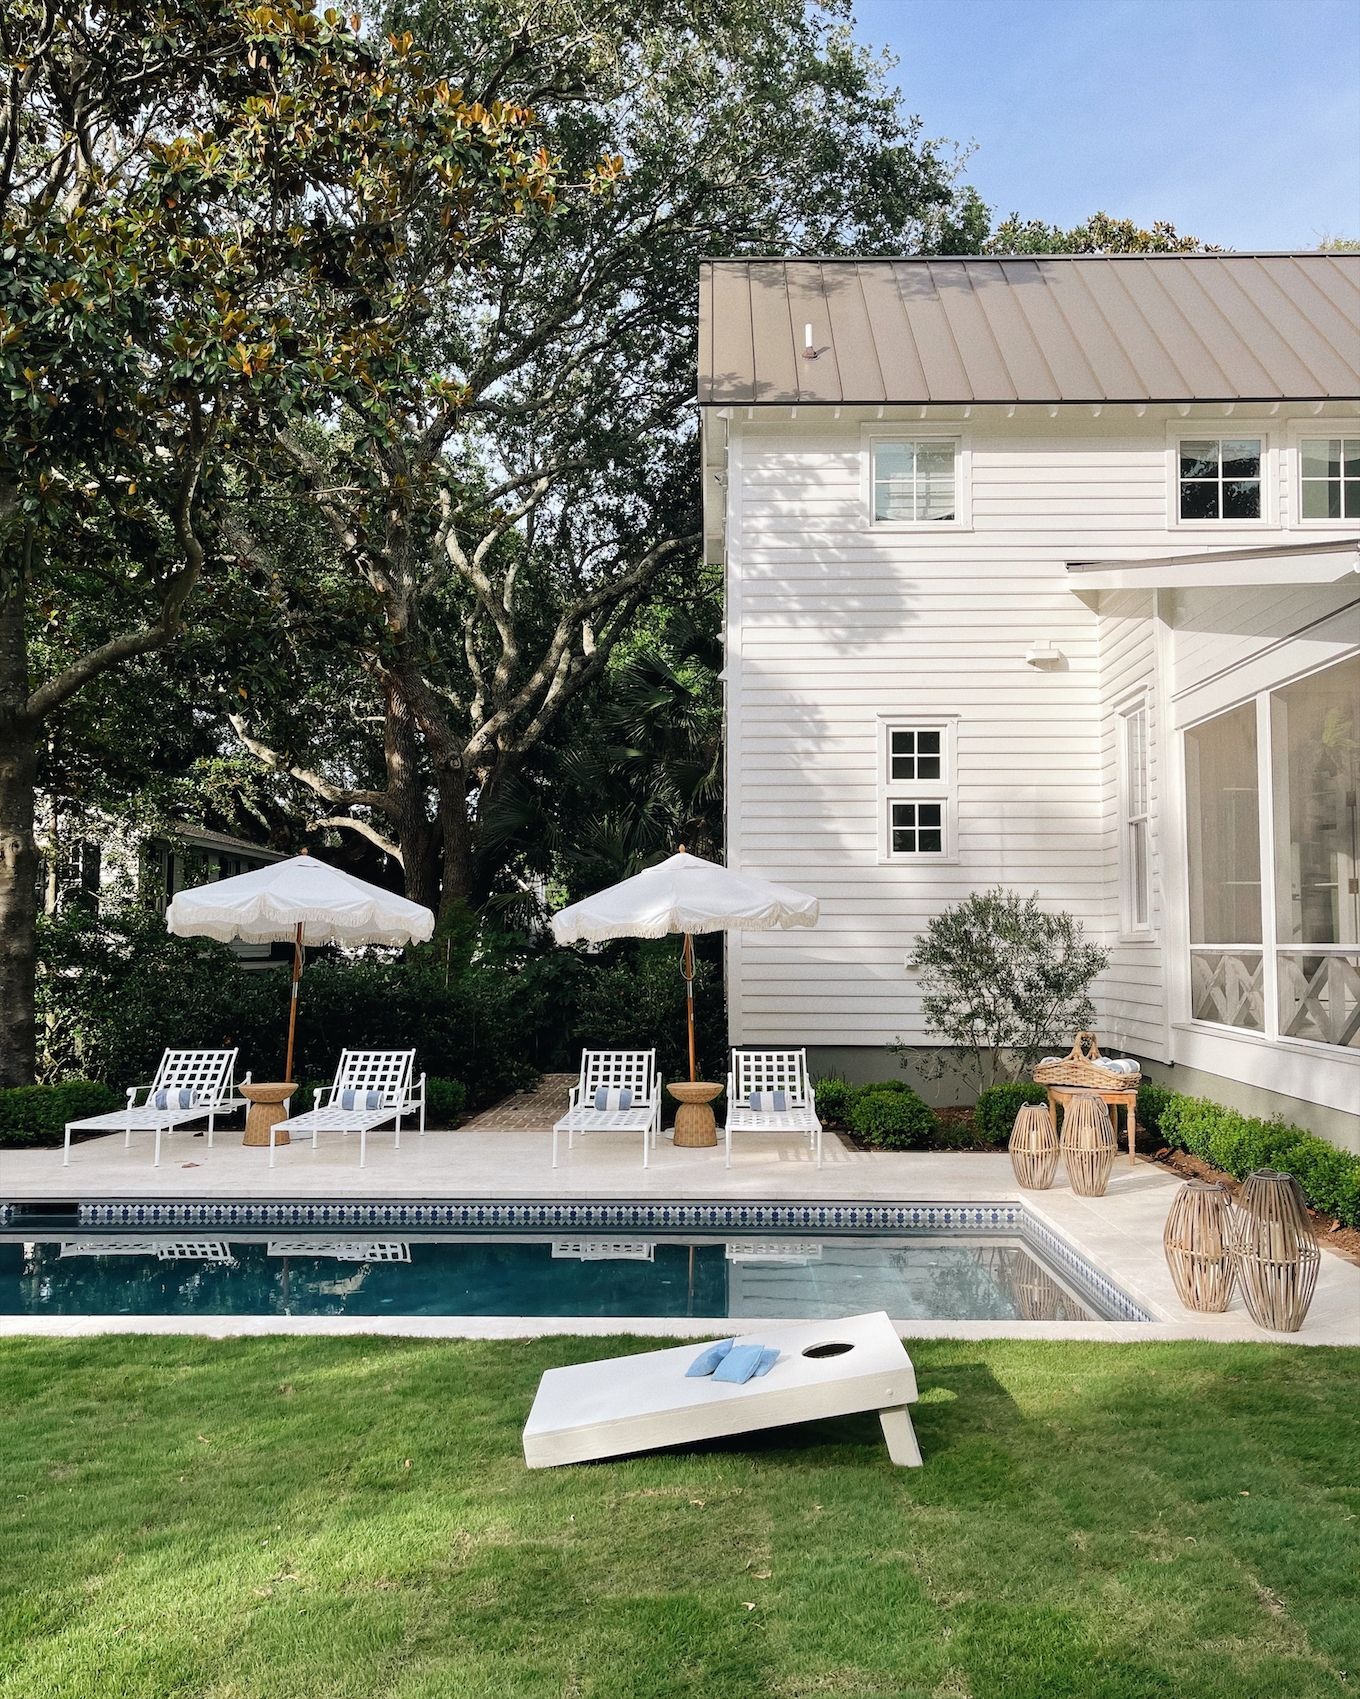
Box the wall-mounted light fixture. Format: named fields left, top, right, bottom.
left=1025, top=639, right=1065, bottom=669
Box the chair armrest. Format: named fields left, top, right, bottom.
left=416, top=1071, right=427, bottom=1104
left=126, top=1086, right=142, bottom=1107
left=314, top=1085, right=331, bottom=1109
left=568, top=1084, right=581, bottom=1109
left=241, top=1070, right=252, bottom=1088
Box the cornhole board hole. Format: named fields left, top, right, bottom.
left=522, top=1310, right=922, bottom=1469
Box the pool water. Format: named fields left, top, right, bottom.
left=0, top=1232, right=1120, bottom=1322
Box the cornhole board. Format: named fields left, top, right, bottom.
left=522, top=1310, right=921, bottom=1468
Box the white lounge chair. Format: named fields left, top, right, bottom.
left=271, top=1048, right=425, bottom=1169
left=63, top=1048, right=247, bottom=1169
left=552, top=1049, right=662, bottom=1169
left=724, top=1047, right=822, bottom=1169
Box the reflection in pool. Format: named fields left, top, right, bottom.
left=0, top=1232, right=1116, bottom=1321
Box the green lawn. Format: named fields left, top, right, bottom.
left=2, top=1337, right=1356, bottom=1699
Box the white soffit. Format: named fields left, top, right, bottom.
left=1064, top=538, right=1360, bottom=593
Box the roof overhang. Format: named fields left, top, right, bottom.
left=1064, top=537, right=1360, bottom=592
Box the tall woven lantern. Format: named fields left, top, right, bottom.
left=1009, top=1103, right=1059, bottom=1190
left=1231, top=1170, right=1320, bottom=1333
left=1162, top=1180, right=1236, bottom=1312
left=1059, top=1092, right=1115, bottom=1197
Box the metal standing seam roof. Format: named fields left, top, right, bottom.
left=698, top=254, right=1360, bottom=407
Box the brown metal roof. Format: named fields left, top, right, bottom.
left=698, top=254, right=1360, bottom=406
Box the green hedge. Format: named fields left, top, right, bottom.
left=1159, top=1094, right=1360, bottom=1228
left=426, top=1077, right=467, bottom=1127
left=975, top=1082, right=1048, bottom=1143
left=0, top=1082, right=121, bottom=1147
left=847, top=1085, right=937, bottom=1151
left=36, top=907, right=725, bottom=1108
left=811, top=1076, right=855, bottom=1126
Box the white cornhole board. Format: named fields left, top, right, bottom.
left=522, top=1310, right=921, bottom=1469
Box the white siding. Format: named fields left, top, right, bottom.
left=1095, top=590, right=1169, bottom=1059
left=725, top=403, right=1360, bottom=1059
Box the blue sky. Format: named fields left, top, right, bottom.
left=854, top=0, right=1360, bottom=249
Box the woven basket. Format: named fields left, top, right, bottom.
left=1034, top=1031, right=1141, bottom=1090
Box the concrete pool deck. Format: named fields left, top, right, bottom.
left=3, top=1122, right=1357, bottom=1345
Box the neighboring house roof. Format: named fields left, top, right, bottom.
left=698, top=253, right=1360, bottom=407
left=161, top=826, right=287, bottom=863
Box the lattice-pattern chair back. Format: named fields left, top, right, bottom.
left=332, top=1049, right=415, bottom=1107
left=579, top=1049, right=655, bottom=1104
left=150, top=1048, right=238, bottom=1106
left=734, top=1048, right=810, bottom=1107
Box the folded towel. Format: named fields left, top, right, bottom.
left=594, top=1086, right=634, bottom=1111
left=712, top=1343, right=780, bottom=1384
left=1100, top=1058, right=1140, bottom=1076
left=153, top=1087, right=198, bottom=1110
left=686, top=1339, right=735, bottom=1378
left=748, top=1090, right=788, bottom=1112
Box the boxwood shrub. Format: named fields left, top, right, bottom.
left=1159, top=1094, right=1360, bottom=1227
left=975, top=1082, right=1047, bottom=1144
left=0, top=1082, right=120, bottom=1147
left=848, top=1085, right=937, bottom=1151
left=811, top=1076, right=856, bottom=1126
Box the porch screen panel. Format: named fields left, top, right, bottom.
left=1272, top=655, right=1360, bottom=1049
left=1185, top=703, right=1263, bottom=1030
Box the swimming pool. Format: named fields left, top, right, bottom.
left=0, top=1221, right=1148, bottom=1323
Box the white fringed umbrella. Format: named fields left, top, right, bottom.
left=167, top=850, right=435, bottom=1079
left=550, top=848, right=818, bottom=1080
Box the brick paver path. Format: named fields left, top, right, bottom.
left=462, top=1073, right=574, bottom=1132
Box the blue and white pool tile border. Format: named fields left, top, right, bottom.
left=45, top=1195, right=1154, bottom=1323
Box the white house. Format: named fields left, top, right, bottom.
left=699, top=253, right=1359, bottom=1150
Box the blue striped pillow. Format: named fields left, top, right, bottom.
left=593, top=1087, right=634, bottom=1111
left=153, top=1087, right=199, bottom=1110
left=748, top=1090, right=788, bottom=1112
left=340, top=1088, right=383, bottom=1111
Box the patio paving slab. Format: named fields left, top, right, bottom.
left=4, top=1123, right=1357, bottom=1345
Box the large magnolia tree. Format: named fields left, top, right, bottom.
left=0, top=0, right=585, bottom=1084
left=220, top=0, right=968, bottom=914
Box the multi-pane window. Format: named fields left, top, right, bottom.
left=890, top=801, right=944, bottom=856
left=1299, top=438, right=1360, bottom=520
left=1178, top=438, right=1262, bottom=521
left=881, top=719, right=953, bottom=859
left=889, top=727, right=942, bottom=782
left=872, top=439, right=957, bottom=523
left=1119, top=701, right=1152, bottom=934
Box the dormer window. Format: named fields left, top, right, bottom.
left=1178, top=438, right=1262, bottom=521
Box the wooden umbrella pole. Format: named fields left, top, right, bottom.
left=284, top=922, right=303, bottom=1082
left=682, top=931, right=698, bottom=1083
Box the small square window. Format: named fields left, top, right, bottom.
left=872, top=440, right=958, bottom=524
left=891, top=801, right=944, bottom=856
left=1178, top=437, right=1262, bottom=521
left=1300, top=437, right=1360, bottom=521
left=889, top=728, right=943, bottom=782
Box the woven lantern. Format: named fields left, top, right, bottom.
left=1162, top=1180, right=1236, bottom=1312
left=1009, top=1103, right=1059, bottom=1190
left=1059, top=1092, right=1115, bottom=1196
left=1231, top=1170, right=1320, bottom=1333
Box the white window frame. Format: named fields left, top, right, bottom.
left=861, top=427, right=970, bottom=531
left=1117, top=692, right=1154, bottom=940
left=1288, top=418, right=1360, bottom=528
left=877, top=715, right=958, bottom=864
left=1166, top=423, right=1273, bottom=529
left=1177, top=649, right=1360, bottom=1057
